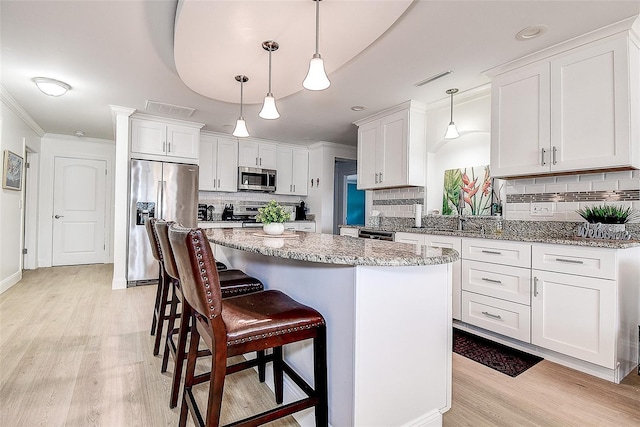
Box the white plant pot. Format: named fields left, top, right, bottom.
left=263, top=222, right=285, bottom=235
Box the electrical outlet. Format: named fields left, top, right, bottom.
left=530, top=202, right=554, bottom=217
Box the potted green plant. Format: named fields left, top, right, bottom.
left=256, top=200, right=291, bottom=235
left=576, top=204, right=639, bottom=234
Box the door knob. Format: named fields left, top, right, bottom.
left=54, top=215, right=64, bottom=219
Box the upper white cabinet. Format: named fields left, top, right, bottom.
left=131, top=117, right=201, bottom=161
left=355, top=100, right=426, bottom=189
left=275, top=146, right=308, bottom=196
left=238, top=140, right=277, bottom=169
left=491, top=34, right=639, bottom=178
left=199, top=133, right=238, bottom=192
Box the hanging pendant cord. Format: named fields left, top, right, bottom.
left=315, top=0, right=320, bottom=55
left=450, top=92, right=454, bottom=122
left=240, top=79, right=244, bottom=118
left=268, top=49, right=273, bottom=95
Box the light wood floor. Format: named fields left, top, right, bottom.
left=0, top=264, right=638, bottom=426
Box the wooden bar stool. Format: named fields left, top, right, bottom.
left=169, top=225, right=328, bottom=427
left=154, top=220, right=266, bottom=409
left=145, top=217, right=171, bottom=356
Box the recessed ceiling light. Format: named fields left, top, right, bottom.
left=32, top=77, right=71, bottom=96
left=351, top=106, right=366, bottom=112
left=515, top=25, right=548, bottom=41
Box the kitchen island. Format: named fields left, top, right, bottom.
left=205, top=228, right=459, bottom=427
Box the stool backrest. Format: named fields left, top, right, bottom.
left=145, top=217, right=163, bottom=262
left=154, top=220, right=179, bottom=280
left=169, top=224, right=222, bottom=320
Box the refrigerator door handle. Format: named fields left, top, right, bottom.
left=156, top=180, right=163, bottom=219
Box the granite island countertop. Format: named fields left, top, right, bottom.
left=205, top=228, right=459, bottom=266
left=339, top=225, right=640, bottom=249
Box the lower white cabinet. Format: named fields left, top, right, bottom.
left=340, top=227, right=359, bottom=238
left=284, top=222, right=316, bottom=233
left=198, top=222, right=243, bottom=229
left=531, top=269, right=616, bottom=368
left=462, top=291, right=531, bottom=342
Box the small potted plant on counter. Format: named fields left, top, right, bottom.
left=256, top=200, right=291, bottom=235
left=575, top=204, right=639, bottom=240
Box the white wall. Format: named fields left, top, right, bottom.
left=37, top=134, right=115, bottom=268
left=307, top=142, right=357, bottom=234
left=425, top=91, right=491, bottom=212
left=0, top=89, right=42, bottom=294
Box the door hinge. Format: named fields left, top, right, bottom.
left=26, top=162, right=30, bottom=169
left=22, top=248, right=28, bottom=254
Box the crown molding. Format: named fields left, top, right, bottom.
left=0, top=85, right=45, bottom=137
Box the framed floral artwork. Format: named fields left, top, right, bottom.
left=2, top=150, right=24, bottom=191
left=442, top=165, right=492, bottom=216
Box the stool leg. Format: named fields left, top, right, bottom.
left=153, top=269, right=170, bottom=356
left=314, top=326, right=329, bottom=427
left=179, top=316, right=200, bottom=427
left=257, top=350, right=266, bottom=382
left=273, top=346, right=284, bottom=404
left=170, top=301, right=191, bottom=408
left=161, top=280, right=180, bottom=373
left=150, top=267, right=163, bottom=335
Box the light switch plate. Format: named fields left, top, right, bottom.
left=530, top=202, right=554, bottom=217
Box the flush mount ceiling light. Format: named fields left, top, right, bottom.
left=351, top=106, right=366, bottom=112
left=303, top=0, right=330, bottom=91
left=516, top=24, right=548, bottom=41
left=259, top=40, right=280, bottom=120
left=32, top=77, right=71, bottom=97
left=232, top=75, right=250, bottom=138
left=444, top=88, right=460, bottom=140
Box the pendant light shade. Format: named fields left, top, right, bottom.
left=303, top=0, right=330, bottom=91
left=444, top=88, right=460, bottom=139
left=259, top=41, right=280, bottom=120
left=233, top=75, right=250, bottom=138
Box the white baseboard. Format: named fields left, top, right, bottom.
left=0, top=270, right=22, bottom=295
left=402, top=409, right=442, bottom=427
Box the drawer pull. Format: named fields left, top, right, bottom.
left=481, top=277, right=502, bottom=284
left=481, top=311, right=502, bottom=320
left=481, top=250, right=502, bottom=255
left=533, top=276, right=539, bottom=297
left=555, top=258, right=584, bottom=264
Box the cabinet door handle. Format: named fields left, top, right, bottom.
left=217, top=179, right=220, bottom=188
left=259, top=157, right=262, bottom=166
left=552, top=146, right=557, bottom=165
left=481, top=311, right=502, bottom=320
left=481, top=250, right=502, bottom=255
left=481, top=277, right=502, bottom=284
left=374, top=173, right=379, bottom=184
left=289, top=184, right=292, bottom=192
left=213, top=179, right=216, bottom=188
left=256, top=157, right=259, bottom=166
left=293, top=184, right=295, bottom=193
left=379, top=172, right=383, bottom=183
left=555, top=257, right=584, bottom=264
left=541, top=147, right=547, bottom=166
left=167, top=142, right=171, bottom=153
left=533, top=276, right=539, bottom=297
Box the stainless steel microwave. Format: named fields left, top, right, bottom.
left=237, top=166, right=276, bottom=192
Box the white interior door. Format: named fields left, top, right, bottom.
left=52, top=157, right=107, bottom=266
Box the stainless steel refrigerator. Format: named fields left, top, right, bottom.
left=127, top=159, right=198, bottom=286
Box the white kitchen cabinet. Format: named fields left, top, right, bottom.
left=462, top=238, right=531, bottom=269
left=284, top=222, right=316, bottom=233
left=276, top=146, right=308, bottom=196
left=531, top=269, right=615, bottom=368
left=462, top=291, right=531, bottom=342
left=491, top=35, right=639, bottom=177
left=238, top=140, right=277, bottom=169
left=339, top=227, right=359, bottom=238
left=131, top=117, right=201, bottom=161
left=355, top=100, right=426, bottom=189
left=424, top=235, right=463, bottom=321
left=394, top=232, right=424, bottom=246
left=198, top=222, right=243, bottom=229
left=199, top=134, right=238, bottom=192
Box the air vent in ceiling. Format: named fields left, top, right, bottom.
left=145, top=100, right=196, bottom=118
left=414, top=70, right=453, bottom=87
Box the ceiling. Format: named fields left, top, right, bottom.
left=2, top=1, right=639, bottom=147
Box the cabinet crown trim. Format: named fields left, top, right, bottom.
left=353, top=99, right=427, bottom=126
left=131, top=113, right=204, bottom=129
left=485, top=15, right=639, bottom=78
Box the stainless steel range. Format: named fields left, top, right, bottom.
left=221, top=204, right=264, bottom=227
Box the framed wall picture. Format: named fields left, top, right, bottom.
left=2, top=150, right=24, bottom=191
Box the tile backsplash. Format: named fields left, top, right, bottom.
left=504, top=170, right=640, bottom=221
left=199, top=191, right=305, bottom=217
left=371, top=186, right=424, bottom=218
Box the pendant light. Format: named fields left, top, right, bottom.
left=259, top=40, right=280, bottom=120
left=303, top=0, right=330, bottom=91
left=232, top=75, right=250, bottom=137
left=444, top=88, right=460, bottom=139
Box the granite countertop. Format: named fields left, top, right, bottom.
left=205, top=228, right=459, bottom=266
left=339, top=225, right=640, bottom=249
left=199, top=219, right=316, bottom=224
